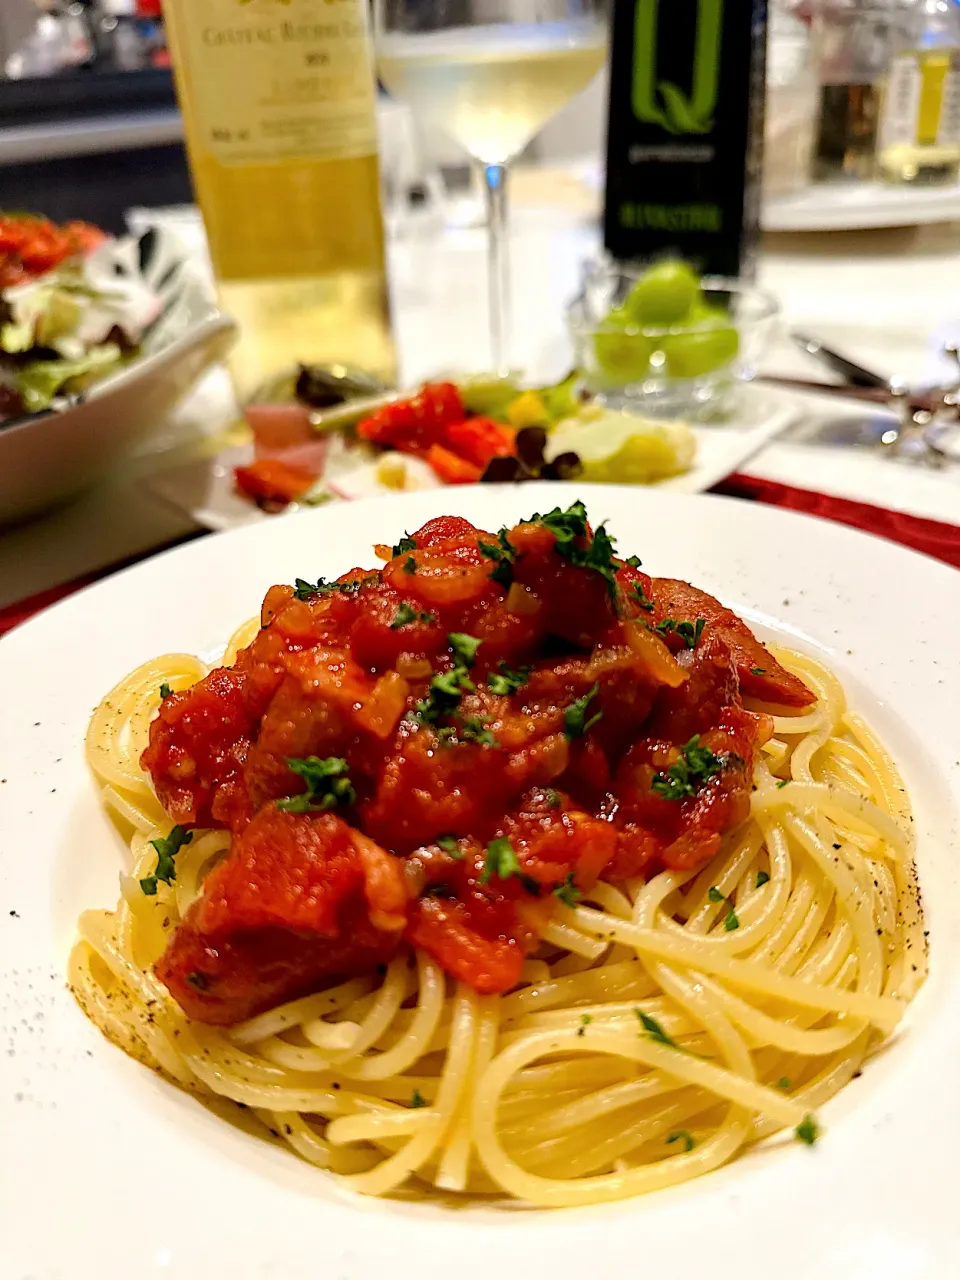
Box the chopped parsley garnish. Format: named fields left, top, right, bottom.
left=448, top=633, right=482, bottom=668
left=293, top=575, right=375, bottom=602
left=776, top=1077, right=792, bottom=1091
left=756, top=870, right=771, bottom=888
left=424, top=883, right=457, bottom=899
left=478, top=528, right=518, bottom=588
left=667, top=1130, right=695, bottom=1152
left=410, top=1088, right=428, bottom=1109
left=795, top=1114, right=819, bottom=1145
left=419, top=685, right=461, bottom=728
left=402, top=556, right=417, bottom=575
left=533, top=498, right=589, bottom=544
left=655, top=617, right=707, bottom=649
left=750, top=666, right=767, bottom=676
left=487, top=663, right=530, bottom=696
left=410, top=633, right=488, bottom=728
left=140, top=825, right=193, bottom=895
left=577, top=1014, right=593, bottom=1037
left=631, top=584, right=655, bottom=612
left=636, top=1010, right=679, bottom=1049
left=564, top=683, right=602, bottom=741
left=293, top=577, right=322, bottom=601
left=776, top=778, right=790, bottom=789
left=651, top=735, right=725, bottom=802
left=708, top=885, right=740, bottom=932
left=554, top=873, right=581, bottom=907
left=418, top=668, right=473, bottom=723
left=572, top=523, right=620, bottom=600
left=437, top=835, right=462, bottom=857
left=528, top=500, right=622, bottom=600
left=393, top=534, right=417, bottom=557
left=542, top=788, right=563, bottom=810
left=480, top=836, right=521, bottom=885
left=392, top=602, right=418, bottom=630
left=158, top=682, right=172, bottom=700
left=410, top=633, right=483, bottom=726
left=624, top=555, right=643, bottom=569
left=390, top=603, right=434, bottom=630
left=277, top=756, right=355, bottom=813
left=459, top=717, right=500, bottom=748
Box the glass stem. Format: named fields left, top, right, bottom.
left=481, top=161, right=510, bottom=374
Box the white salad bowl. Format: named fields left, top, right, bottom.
left=0, top=227, right=237, bottom=526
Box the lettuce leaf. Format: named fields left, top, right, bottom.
left=15, top=343, right=122, bottom=412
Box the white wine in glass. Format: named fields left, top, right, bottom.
left=375, top=2, right=608, bottom=371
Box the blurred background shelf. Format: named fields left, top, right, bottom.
left=0, top=69, right=191, bottom=232
left=764, top=178, right=960, bottom=231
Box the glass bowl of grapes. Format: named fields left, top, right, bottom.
left=566, top=258, right=780, bottom=420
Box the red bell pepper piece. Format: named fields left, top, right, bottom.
left=234, top=458, right=316, bottom=505
left=443, top=416, right=516, bottom=469
left=426, top=444, right=483, bottom=485
left=357, top=382, right=466, bottom=452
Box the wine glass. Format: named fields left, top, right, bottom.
left=375, top=0, right=609, bottom=373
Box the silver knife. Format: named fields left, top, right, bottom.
left=791, top=332, right=891, bottom=391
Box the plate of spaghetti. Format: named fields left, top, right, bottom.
left=2, top=484, right=959, bottom=1279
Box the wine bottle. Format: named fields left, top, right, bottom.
left=162, top=0, right=396, bottom=395
left=603, top=0, right=768, bottom=278
left=878, top=0, right=960, bottom=186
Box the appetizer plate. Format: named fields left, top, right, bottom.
left=2, top=484, right=959, bottom=1280
left=142, top=387, right=797, bottom=532
left=0, top=228, right=237, bottom=526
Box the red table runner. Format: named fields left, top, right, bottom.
left=1, top=475, right=957, bottom=639
left=712, top=474, right=960, bottom=570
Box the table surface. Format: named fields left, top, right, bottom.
left=3, top=166, right=960, bottom=611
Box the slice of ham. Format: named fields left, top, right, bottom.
left=246, top=403, right=315, bottom=452
left=246, top=403, right=330, bottom=476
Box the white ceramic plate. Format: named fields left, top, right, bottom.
left=2, top=483, right=959, bottom=1279
left=142, top=387, right=797, bottom=533
left=763, top=179, right=960, bottom=233
left=0, top=228, right=237, bottom=526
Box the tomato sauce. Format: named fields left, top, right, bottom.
left=144, top=503, right=813, bottom=1024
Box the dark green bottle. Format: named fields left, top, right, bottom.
left=603, top=0, right=768, bottom=278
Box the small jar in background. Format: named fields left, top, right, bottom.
left=812, top=0, right=898, bottom=179
left=878, top=0, right=960, bottom=184
left=765, top=1, right=819, bottom=198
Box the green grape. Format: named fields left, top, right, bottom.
left=593, top=307, right=653, bottom=383
left=625, top=260, right=701, bottom=326
left=662, top=322, right=740, bottom=379
left=685, top=299, right=723, bottom=324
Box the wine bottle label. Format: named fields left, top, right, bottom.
left=880, top=51, right=960, bottom=150
left=879, top=56, right=922, bottom=150
left=936, top=54, right=960, bottom=146
left=174, top=0, right=378, bottom=166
